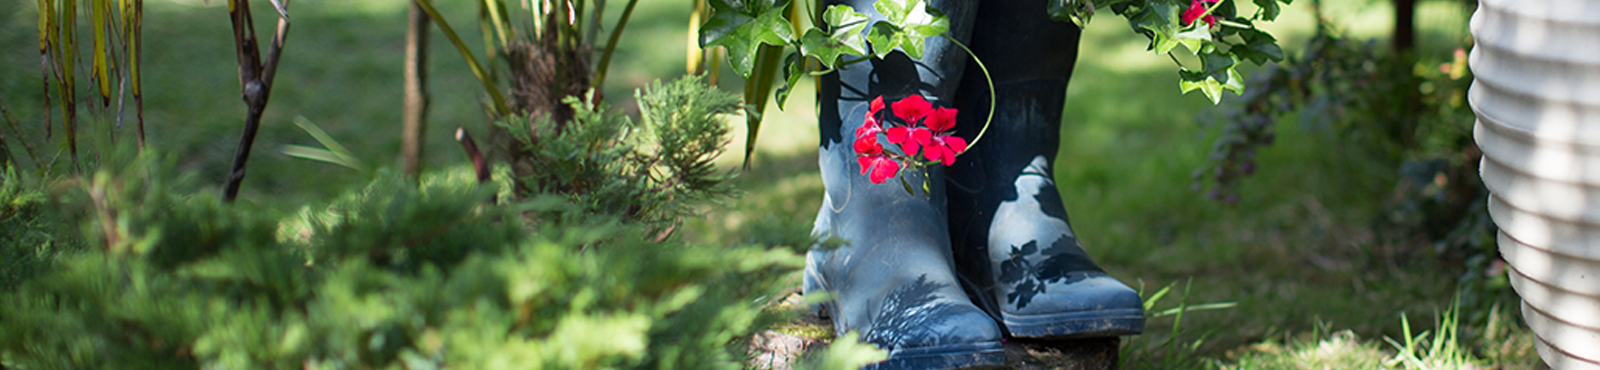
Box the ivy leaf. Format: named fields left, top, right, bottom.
left=1133, top=2, right=1181, bottom=54
left=866, top=0, right=949, bottom=59
left=1232, top=28, right=1284, bottom=64
left=800, top=5, right=870, bottom=69
left=1253, top=0, right=1281, bottom=21
left=1179, top=53, right=1244, bottom=104
left=775, top=52, right=804, bottom=108
left=866, top=22, right=901, bottom=58
left=700, top=0, right=795, bottom=78
left=1174, top=25, right=1211, bottom=54
left=1047, top=0, right=1095, bottom=28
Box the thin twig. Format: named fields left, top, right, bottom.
left=456, top=127, right=490, bottom=184
left=223, top=0, right=292, bottom=202
left=0, top=94, right=40, bottom=167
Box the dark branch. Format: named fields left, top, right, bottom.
left=223, top=0, right=291, bottom=202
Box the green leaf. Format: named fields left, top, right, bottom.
left=1173, top=26, right=1211, bottom=54
left=1179, top=52, right=1243, bottom=104
left=866, top=22, right=901, bottom=58
left=1253, top=0, right=1281, bottom=21
left=866, top=0, right=948, bottom=59
left=1047, top=0, right=1095, bottom=27
left=775, top=52, right=804, bottom=109
left=700, top=0, right=795, bottom=77
left=741, top=44, right=785, bottom=167
left=1133, top=2, right=1181, bottom=54
left=1179, top=66, right=1244, bottom=104
left=281, top=116, right=366, bottom=171
left=281, top=145, right=365, bottom=171
left=1232, top=28, right=1284, bottom=64
left=799, top=5, right=869, bottom=69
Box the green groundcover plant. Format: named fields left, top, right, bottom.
left=0, top=77, right=884, bottom=370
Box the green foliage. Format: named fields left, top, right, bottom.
left=500, top=76, right=741, bottom=229
left=864, top=0, right=949, bottom=60
left=1121, top=279, right=1237, bottom=370
left=0, top=77, right=877, bottom=369
left=0, top=164, right=76, bottom=291
left=1194, top=11, right=1503, bottom=324
left=700, top=0, right=795, bottom=78
left=799, top=6, right=870, bottom=70
left=1051, top=0, right=1291, bottom=103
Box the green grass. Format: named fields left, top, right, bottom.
left=0, top=0, right=1538, bottom=368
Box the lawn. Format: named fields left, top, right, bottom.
left=0, top=0, right=1540, bottom=368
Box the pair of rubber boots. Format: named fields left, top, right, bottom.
left=803, top=0, right=1144, bottom=369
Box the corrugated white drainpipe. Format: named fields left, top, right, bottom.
left=1471, top=0, right=1600, bottom=368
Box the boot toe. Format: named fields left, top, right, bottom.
left=999, top=274, right=1145, bottom=339
left=864, top=304, right=1005, bottom=370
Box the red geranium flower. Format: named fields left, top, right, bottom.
left=1182, top=0, right=1217, bottom=27
left=856, top=96, right=887, bottom=139
left=885, top=126, right=927, bottom=157
left=922, top=133, right=967, bottom=166
left=851, top=94, right=971, bottom=184
left=891, top=95, right=934, bottom=124
left=854, top=134, right=901, bottom=184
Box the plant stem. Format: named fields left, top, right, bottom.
left=809, top=55, right=871, bottom=76
left=941, top=34, right=993, bottom=151
left=223, top=0, right=292, bottom=202
left=593, top=0, right=639, bottom=87
left=416, top=0, right=510, bottom=117
left=0, top=95, right=40, bottom=167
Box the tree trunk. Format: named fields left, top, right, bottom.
left=1392, top=0, right=1415, bottom=54
left=500, top=17, right=592, bottom=198
left=402, top=0, right=430, bottom=182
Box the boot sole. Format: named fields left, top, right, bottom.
left=1002, top=308, right=1145, bottom=339
left=812, top=298, right=1007, bottom=370
left=867, top=341, right=1006, bottom=370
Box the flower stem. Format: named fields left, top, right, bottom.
left=941, top=34, right=993, bottom=151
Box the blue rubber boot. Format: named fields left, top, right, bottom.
left=944, top=0, right=1146, bottom=339
left=804, top=0, right=1004, bottom=368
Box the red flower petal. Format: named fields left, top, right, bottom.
left=925, top=107, right=958, bottom=132
left=886, top=126, right=910, bottom=144
left=854, top=134, right=883, bottom=156
left=887, top=126, right=921, bottom=156
left=937, top=146, right=958, bottom=166
left=892, top=95, right=934, bottom=124
left=924, top=143, right=945, bottom=164
left=869, top=96, right=886, bottom=115
left=943, top=135, right=968, bottom=155
left=1182, top=0, right=1206, bottom=26
left=866, top=156, right=901, bottom=184
left=912, top=127, right=933, bottom=147
left=856, top=117, right=881, bottom=139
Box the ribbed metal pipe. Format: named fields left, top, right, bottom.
left=1471, top=0, right=1600, bottom=368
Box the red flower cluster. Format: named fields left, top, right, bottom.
left=852, top=95, right=969, bottom=184
left=1182, top=0, right=1218, bottom=27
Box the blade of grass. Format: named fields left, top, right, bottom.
left=93, top=0, right=110, bottom=107
left=416, top=0, right=510, bottom=117
left=593, top=0, right=638, bottom=87
left=131, top=0, right=144, bottom=149
left=280, top=146, right=364, bottom=171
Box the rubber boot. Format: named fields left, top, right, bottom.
left=803, top=0, right=1004, bottom=368
left=944, top=0, right=1145, bottom=339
